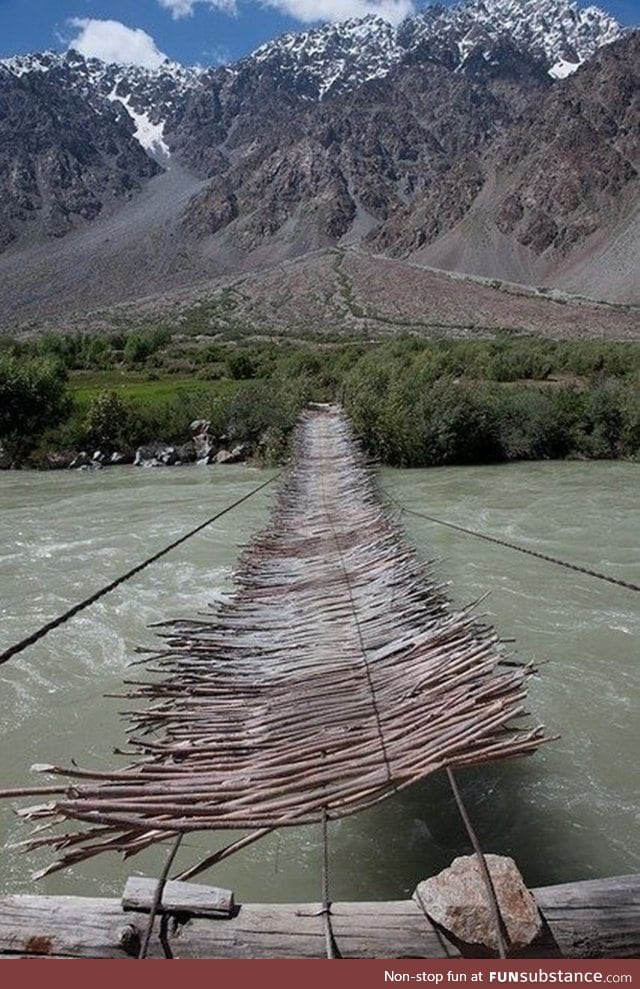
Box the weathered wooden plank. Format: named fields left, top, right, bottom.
left=0, top=895, right=139, bottom=959
left=533, top=874, right=640, bottom=959
left=1, top=874, right=639, bottom=959
left=0, top=896, right=446, bottom=959
left=122, top=877, right=234, bottom=917
left=169, top=903, right=326, bottom=959
left=330, top=900, right=460, bottom=959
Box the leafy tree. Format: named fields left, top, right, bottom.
left=0, top=355, right=70, bottom=459
left=124, top=328, right=171, bottom=366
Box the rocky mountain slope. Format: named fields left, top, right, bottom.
left=371, top=32, right=640, bottom=294
left=5, top=246, right=638, bottom=341
left=0, top=0, right=637, bottom=314
left=0, top=62, right=160, bottom=250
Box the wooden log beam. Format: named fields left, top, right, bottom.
left=122, top=876, right=234, bottom=918
left=533, top=873, right=640, bottom=960
left=0, top=874, right=638, bottom=960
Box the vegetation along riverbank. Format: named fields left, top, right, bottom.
left=1, top=329, right=639, bottom=470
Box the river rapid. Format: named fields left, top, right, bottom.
left=0, top=461, right=638, bottom=902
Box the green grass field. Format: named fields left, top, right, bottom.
left=69, top=372, right=242, bottom=410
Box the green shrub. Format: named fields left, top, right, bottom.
left=84, top=390, right=133, bottom=451
left=123, top=328, right=171, bottom=367
left=490, top=388, right=573, bottom=459
left=225, top=351, right=257, bottom=380
left=0, top=355, right=70, bottom=459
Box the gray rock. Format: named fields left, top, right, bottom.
left=158, top=445, right=179, bottom=466
left=110, top=451, right=130, bottom=464
left=414, top=854, right=542, bottom=953
left=69, top=451, right=91, bottom=469
left=214, top=443, right=248, bottom=465
left=92, top=450, right=109, bottom=465
left=176, top=441, right=197, bottom=464
left=230, top=443, right=249, bottom=462
left=134, top=443, right=179, bottom=468
left=190, top=419, right=211, bottom=435
left=214, top=448, right=234, bottom=464
left=194, top=433, right=215, bottom=462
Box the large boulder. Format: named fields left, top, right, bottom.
left=414, top=855, right=542, bottom=953
left=214, top=443, right=249, bottom=465
left=134, top=443, right=180, bottom=467
left=175, top=441, right=197, bottom=464
left=214, top=448, right=234, bottom=464
left=194, top=433, right=215, bottom=464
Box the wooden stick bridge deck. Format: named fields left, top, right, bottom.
left=6, top=406, right=548, bottom=877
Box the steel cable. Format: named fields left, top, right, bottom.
left=0, top=473, right=280, bottom=667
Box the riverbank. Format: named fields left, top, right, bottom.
left=1, top=334, right=639, bottom=470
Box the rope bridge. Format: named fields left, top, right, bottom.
left=3, top=406, right=549, bottom=886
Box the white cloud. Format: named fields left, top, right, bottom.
left=67, top=18, right=169, bottom=69
left=262, top=0, right=414, bottom=25
left=157, top=0, right=413, bottom=24
left=158, top=0, right=238, bottom=18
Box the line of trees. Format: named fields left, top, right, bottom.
left=1, top=335, right=638, bottom=468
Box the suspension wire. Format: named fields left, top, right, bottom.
left=321, top=807, right=341, bottom=960
left=138, top=833, right=184, bottom=960
left=383, top=489, right=640, bottom=594
left=0, top=473, right=280, bottom=667
left=446, top=767, right=508, bottom=959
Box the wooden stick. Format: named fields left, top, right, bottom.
left=138, top=835, right=183, bottom=960
left=446, top=767, right=508, bottom=959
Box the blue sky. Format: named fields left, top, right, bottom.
left=0, top=0, right=637, bottom=66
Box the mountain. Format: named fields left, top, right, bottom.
left=371, top=31, right=640, bottom=297
left=0, top=60, right=161, bottom=251
left=3, top=49, right=202, bottom=161
left=246, top=0, right=622, bottom=96
left=0, top=0, right=637, bottom=322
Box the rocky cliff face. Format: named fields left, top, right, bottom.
left=177, top=44, right=554, bottom=254
left=0, top=60, right=160, bottom=250
left=369, top=32, right=639, bottom=260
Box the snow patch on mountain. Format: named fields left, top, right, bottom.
left=107, top=89, right=170, bottom=161
left=251, top=15, right=399, bottom=97
left=1, top=50, right=202, bottom=158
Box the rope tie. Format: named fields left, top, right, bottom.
left=446, top=767, right=509, bottom=958
left=138, top=833, right=183, bottom=960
